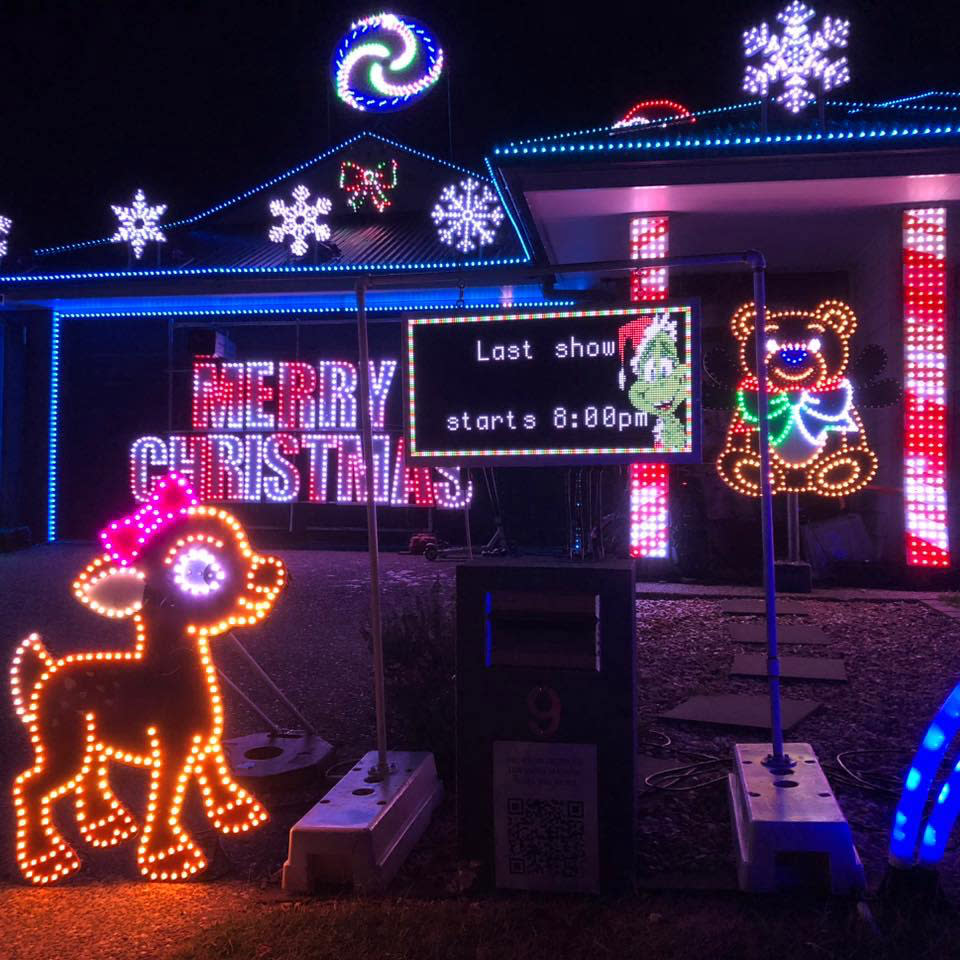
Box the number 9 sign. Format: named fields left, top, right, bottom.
left=527, top=686, right=562, bottom=738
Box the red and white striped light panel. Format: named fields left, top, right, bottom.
left=630, top=216, right=669, bottom=303
left=630, top=215, right=670, bottom=559
left=903, top=208, right=950, bottom=567
left=630, top=462, right=669, bottom=559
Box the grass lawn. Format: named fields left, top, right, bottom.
left=168, top=892, right=958, bottom=960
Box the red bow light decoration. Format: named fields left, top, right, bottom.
left=339, top=159, right=398, bottom=213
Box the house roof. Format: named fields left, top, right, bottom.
left=0, top=131, right=529, bottom=294
left=490, top=91, right=960, bottom=161
left=487, top=91, right=960, bottom=265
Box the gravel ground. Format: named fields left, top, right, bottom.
left=633, top=597, right=960, bottom=892
left=1, top=544, right=959, bottom=959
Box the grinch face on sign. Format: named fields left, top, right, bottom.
left=627, top=331, right=688, bottom=419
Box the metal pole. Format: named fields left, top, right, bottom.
left=355, top=279, right=389, bottom=778
left=786, top=492, right=800, bottom=564
left=751, top=259, right=787, bottom=769
left=463, top=469, right=473, bottom=559
left=217, top=669, right=282, bottom=736
left=228, top=632, right=318, bottom=735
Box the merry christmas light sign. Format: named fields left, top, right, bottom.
left=405, top=305, right=700, bottom=464
left=130, top=356, right=472, bottom=509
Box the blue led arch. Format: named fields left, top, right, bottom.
left=890, top=681, right=960, bottom=865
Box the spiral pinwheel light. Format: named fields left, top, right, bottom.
left=332, top=12, right=444, bottom=113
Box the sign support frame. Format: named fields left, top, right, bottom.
left=352, top=249, right=788, bottom=777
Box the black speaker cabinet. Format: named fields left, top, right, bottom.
left=456, top=560, right=636, bottom=892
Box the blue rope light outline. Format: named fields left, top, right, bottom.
left=484, top=156, right=532, bottom=262
left=47, top=311, right=61, bottom=542
left=491, top=123, right=960, bottom=158
left=492, top=91, right=960, bottom=153
left=495, top=100, right=761, bottom=151
left=1, top=255, right=531, bottom=285
left=32, top=131, right=501, bottom=259
left=44, top=295, right=575, bottom=540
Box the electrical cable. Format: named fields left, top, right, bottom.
left=638, top=728, right=728, bottom=793
left=827, top=748, right=906, bottom=797
left=325, top=757, right=365, bottom=781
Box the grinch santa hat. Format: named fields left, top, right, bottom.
left=617, top=311, right=678, bottom=389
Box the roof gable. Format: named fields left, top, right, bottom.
left=20, top=132, right=527, bottom=280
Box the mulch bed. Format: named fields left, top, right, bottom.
left=631, top=597, right=960, bottom=892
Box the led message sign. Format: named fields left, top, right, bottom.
left=405, top=305, right=700, bottom=464
left=130, top=356, right=472, bottom=509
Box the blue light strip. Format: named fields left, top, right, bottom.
left=484, top=156, right=532, bottom=262
left=62, top=299, right=574, bottom=320
left=494, top=100, right=761, bottom=151
left=47, top=311, right=61, bottom=542
left=492, top=93, right=960, bottom=154
left=33, top=131, right=490, bottom=259
left=889, top=681, right=960, bottom=864
left=875, top=91, right=960, bottom=107
left=0, top=254, right=530, bottom=285
left=492, top=123, right=960, bottom=158
left=830, top=98, right=960, bottom=116
left=43, top=294, right=574, bottom=540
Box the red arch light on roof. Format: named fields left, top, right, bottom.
left=614, top=99, right=695, bottom=129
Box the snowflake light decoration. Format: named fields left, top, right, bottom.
left=0, top=215, right=11, bottom=263
left=111, top=189, right=167, bottom=260
left=431, top=178, right=504, bottom=254
left=743, top=1, right=850, bottom=114
left=268, top=184, right=332, bottom=257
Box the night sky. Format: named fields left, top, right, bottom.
left=1, top=1, right=957, bottom=256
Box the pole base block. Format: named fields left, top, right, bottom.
left=282, top=750, right=443, bottom=894
left=728, top=742, right=864, bottom=894
left=224, top=731, right=334, bottom=792
left=774, top=561, right=812, bottom=593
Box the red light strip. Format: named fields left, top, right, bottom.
left=903, top=208, right=950, bottom=567
left=630, top=216, right=670, bottom=559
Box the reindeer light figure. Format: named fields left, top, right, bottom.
left=10, top=473, right=286, bottom=884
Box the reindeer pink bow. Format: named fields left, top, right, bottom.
left=100, top=472, right=199, bottom=566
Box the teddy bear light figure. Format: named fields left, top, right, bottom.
left=716, top=299, right=878, bottom=497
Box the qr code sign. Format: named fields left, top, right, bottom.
left=493, top=741, right=598, bottom=891
left=506, top=797, right=586, bottom=879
